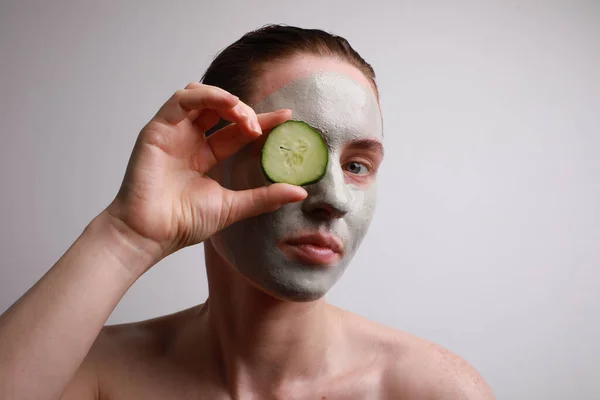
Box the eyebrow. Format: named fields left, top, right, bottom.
left=346, top=139, right=384, bottom=158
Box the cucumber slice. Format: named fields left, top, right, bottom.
left=261, top=120, right=328, bottom=186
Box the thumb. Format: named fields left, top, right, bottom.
left=222, top=184, right=307, bottom=227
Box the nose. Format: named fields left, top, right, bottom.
left=301, top=163, right=351, bottom=220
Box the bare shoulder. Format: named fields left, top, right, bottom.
left=334, top=307, right=495, bottom=400
left=61, top=305, right=201, bottom=399
left=382, top=334, right=496, bottom=400
left=93, top=305, right=198, bottom=360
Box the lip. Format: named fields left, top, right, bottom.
left=278, top=232, right=344, bottom=265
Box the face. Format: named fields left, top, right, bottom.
left=210, top=56, right=384, bottom=302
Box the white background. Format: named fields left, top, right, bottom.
left=1, top=1, right=598, bottom=398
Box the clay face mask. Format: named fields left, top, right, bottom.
left=211, top=71, right=383, bottom=301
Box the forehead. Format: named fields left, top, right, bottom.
left=252, top=59, right=382, bottom=148
left=251, top=55, right=377, bottom=102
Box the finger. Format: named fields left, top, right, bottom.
left=221, top=184, right=308, bottom=228
left=194, top=109, right=221, bottom=132
left=218, top=101, right=262, bottom=136
left=185, top=81, right=202, bottom=89
left=182, top=82, right=204, bottom=120
left=196, top=102, right=252, bottom=136
left=206, top=109, right=292, bottom=163
left=155, top=84, right=239, bottom=125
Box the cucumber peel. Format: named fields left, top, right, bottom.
left=261, top=120, right=328, bottom=186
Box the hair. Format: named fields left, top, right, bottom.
left=201, top=25, right=378, bottom=133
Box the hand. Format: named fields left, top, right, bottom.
left=105, top=82, right=307, bottom=266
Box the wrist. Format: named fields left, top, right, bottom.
left=85, top=207, right=164, bottom=279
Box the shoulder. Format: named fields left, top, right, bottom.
left=91, top=305, right=200, bottom=364
left=382, top=336, right=495, bottom=399
left=62, top=306, right=200, bottom=399
left=334, top=307, right=495, bottom=400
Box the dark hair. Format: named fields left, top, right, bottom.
left=201, top=25, right=377, bottom=127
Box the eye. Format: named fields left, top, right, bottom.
left=344, top=161, right=369, bottom=175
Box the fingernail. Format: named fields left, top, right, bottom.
left=252, top=120, right=262, bottom=135
left=291, top=186, right=308, bottom=200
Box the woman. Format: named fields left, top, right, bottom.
left=0, top=25, right=494, bottom=399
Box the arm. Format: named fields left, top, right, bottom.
left=0, top=82, right=305, bottom=400
left=0, top=210, right=154, bottom=400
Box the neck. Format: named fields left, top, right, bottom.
left=201, top=239, right=343, bottom=392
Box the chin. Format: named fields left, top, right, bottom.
left=259, top=283, right=328, bottom=303
left=239, top=256, right=350, bottom=303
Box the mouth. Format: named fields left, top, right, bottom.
left=278, top=232, right=344, bottom=266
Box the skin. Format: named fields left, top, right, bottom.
left=0, top=54, right=495, bottom=400
left=211, top=71, right=382, bottom=302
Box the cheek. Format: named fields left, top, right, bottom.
left=344, top=173, right=376, bottom=188
left=348, top=184, right=377, bottom=224
left=348, top=179, right=377, bottom=206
